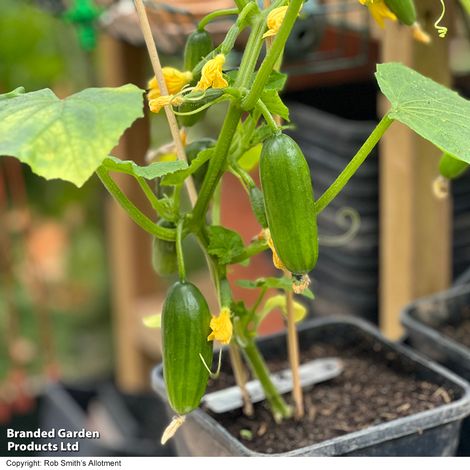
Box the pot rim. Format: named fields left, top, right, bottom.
left=401, top=283, right=470, bottom=361
left=152, top=315, right=470, bottom=456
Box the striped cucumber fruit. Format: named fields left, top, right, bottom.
left=184, top=29, right=214, bottom=73
left=162, top=281, right=213, bottom=415
left=384, top=0, right=416, bottom=25
left=259, top=133, right=318, bottom=275
left=152, top=220, right=177, bottom=277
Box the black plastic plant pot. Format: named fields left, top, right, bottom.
left=40, top=382, right=176, bottom=456
left=401, top=284, right=470, bottom=455
left=152, top=317, right=470, bottom=456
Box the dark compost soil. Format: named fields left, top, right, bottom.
left=205, top=337, right=456, bottom=454
left=436, top=305, right=470, bottom=349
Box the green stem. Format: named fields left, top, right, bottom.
left=96, top=167, right=175, bottom=241
left=242, top=0, right=304, bottom=110
left=173, top=95, right=232, bottom=116
left=251, top=286, right=268, bottom=315
left=136, top=176, right=172, bottom=220
left=191, top=103, right=243, bottom=225
left=315, top=114, right=394, bottom=213
left=176, top=219, right=186, bottom=282
left=198, top=8, right=239, bottom=30
left=235, top=15, right=267, bottom=88
left=219, top=275, right=232, bottom=307
left=192, top=1, right=256, bottom=76
left=242, top=338, right=292, bottom=421
left=191, top=9, right=275, bottom=225
left=230, top=239, right=268, bottom=264
left=212, top=182, right=222, bottom=225
left=229, top=167, right=251, bottom=193
left=256, top=100, right=280, bottom=134
left=234, top=0, right=249, bottom=9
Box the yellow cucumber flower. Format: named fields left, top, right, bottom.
left=262, top=228, right=286, bottom=271
left=195, top=54, right=228, bottom=91
left=263, top=6, right=289, bottom=39
left=207, top=307, right=233, bottom=345
left=147, top=68, right=192, bottom=100
left=148, top=94, right=184, bottom=114
left=358, top=0, right=396, bottom=28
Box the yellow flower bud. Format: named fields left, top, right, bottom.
left=207, top=307, right=233, bottom=345
left=358, top=0, right=396, bottom=28
left=263, top=6, right=289, bottom=39
left=195, top=54, right=228, bottom=92
left=147, top=68, right=192, bottom=100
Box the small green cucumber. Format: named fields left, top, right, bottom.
left=259, top=133, right=318, bottom=275
left=384, top=0, right=416, bottom=25
left=439, top=153, right=469, bottom=180
left=162, top=281, right=213, bottom=415
left=152, top=220, right=177, bottom=277
left=185, top=138, right=215, bottom=189
left=248, top=186, right=268, bottom=229
left=178, top=89, right=224, bottom=127
left=184, top=29, right=214, bottom=74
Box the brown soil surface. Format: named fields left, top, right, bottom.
left=206, top=339, right=455, bottom=454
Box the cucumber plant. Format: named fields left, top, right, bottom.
left=1, top=0, right=470, bottom=444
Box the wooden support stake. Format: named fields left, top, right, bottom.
left=379, top=0, right=452, bottom=339
left=133, top=0, right=198, bottom=207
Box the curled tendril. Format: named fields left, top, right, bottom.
left=434, top=0, right=448, bottom=38
left=318, top=207, right=361, bottom=247
left=199, top=349, right=223, bottom=379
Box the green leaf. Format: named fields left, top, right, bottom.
left=0, top=85, right=144, bottom=187
left=237, top=276, right=314, bottom=299
left=261, top=90, right=290, bottom=122
left=142, top=314, right=161, bottom=328
left=376, top=62, right=470, bottom=164
left=102, top=155, right=187, bottom=180
left=238, top=143, right=262, bottom=171
left=265, top=71, right=288, bottom=91
left=207, top=225, right=245, bottom=264
left=0, top=87, right=25, bottom=101
left=162, top=147, right=214, bottom=186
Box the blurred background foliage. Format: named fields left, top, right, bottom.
left=0, top=0, right=113, bottom=388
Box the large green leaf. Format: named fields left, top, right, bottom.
left=0, top=85, right=144, bottom=186
left=376, top=63, right=470, bottom=164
